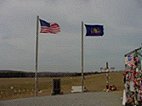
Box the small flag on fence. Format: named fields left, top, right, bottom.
left=127, top=54, right=135, bottom=67
left=39, top=19, right=60, bottom=34
left=85, top=24, right=104, bottom=36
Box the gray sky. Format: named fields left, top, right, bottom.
left=0, top=0, right=142, bottom=72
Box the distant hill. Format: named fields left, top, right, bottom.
left=0, top=70, right=34, bottom=78
left=0, top=70, right=100, bottom=78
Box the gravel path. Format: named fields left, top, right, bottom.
left=0, top=91, right=122, bottom=106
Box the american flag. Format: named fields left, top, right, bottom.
left=39, top=19, right=60, bottom=34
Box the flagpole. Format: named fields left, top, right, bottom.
left=81, top=21, right=84, bottom=92
left=35, top=16, right=39, bottom=96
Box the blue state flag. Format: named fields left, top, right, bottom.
left=85, top=24, right=104, bottom=36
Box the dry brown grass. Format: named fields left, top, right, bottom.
left=0, top=71, right=123, bottom=100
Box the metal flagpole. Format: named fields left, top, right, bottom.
left=35, top=16, right=39, bottom=96
left=81, top=21, right=84, bottom=92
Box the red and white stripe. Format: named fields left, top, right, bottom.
left=40, top=23, right=60, bottom=34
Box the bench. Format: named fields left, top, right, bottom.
left=71, top=86, right=87, bottom=93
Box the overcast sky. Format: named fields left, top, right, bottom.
left=0, top=0, right=142, bottom=72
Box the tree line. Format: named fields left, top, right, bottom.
left=0, top=70, right=100, bottom=78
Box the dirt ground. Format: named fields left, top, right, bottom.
left=0, top=91, right=123, bottom=106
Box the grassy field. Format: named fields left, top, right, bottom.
left=0, top=71, right=123, bottom=100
